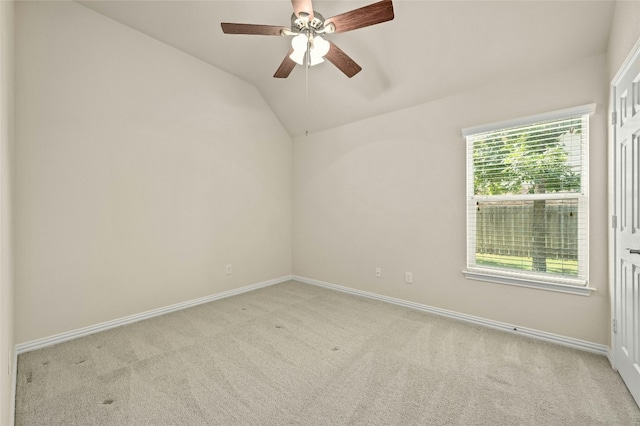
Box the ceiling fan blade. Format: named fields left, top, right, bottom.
left=325, top=0, right=394, bottom=34
left=324, top=41, right=362, bottom=78
left=221, top=23, right=286, bottom=36
left=292, top=0, right=314, bottom=20
left=274, top=49, right=297, bottom=78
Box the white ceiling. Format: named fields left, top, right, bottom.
left=77, top=0, right=615, bottom=137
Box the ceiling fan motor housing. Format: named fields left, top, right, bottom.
left=291, top=11, right=326, bottom=34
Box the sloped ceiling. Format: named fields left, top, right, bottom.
left=77, top=0, right=615, bottom=137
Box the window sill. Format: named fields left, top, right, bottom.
left=462, top=269, right=595, bottom=296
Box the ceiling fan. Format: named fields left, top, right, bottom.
left=221, top=0, right=394, bottom=78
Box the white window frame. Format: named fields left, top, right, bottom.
left=462, top=104, right=596, bottom=296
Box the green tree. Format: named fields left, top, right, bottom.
left=473, top=118, right=582, bottom=272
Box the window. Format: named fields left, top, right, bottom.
left=462, top=104, right=595, bottom=295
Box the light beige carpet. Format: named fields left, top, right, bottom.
left=14, top=280, right=640, bottom=425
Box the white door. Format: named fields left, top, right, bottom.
left=613, top=40, right=640, bottom=407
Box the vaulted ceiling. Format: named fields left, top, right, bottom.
left=78, top=0, right=615, bottom=137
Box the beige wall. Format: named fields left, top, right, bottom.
left=293, top=53, right=610, bottom=344
left=3, top=1, right=634, bottom=423
left=14, top=1, right=292, bottom=344
left=607, top=0, right=640, bottom=80
left=2, top=3, right=635, bottom=424
left=9, top=0, right=633, bottom=378
left=0, top=0, right=15, bottom=423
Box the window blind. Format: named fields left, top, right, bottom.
left=465, top=109, right=590, bottom=286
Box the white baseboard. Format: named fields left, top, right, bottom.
left=606, top=349, right=614, bottom=368
left=293, top=275, right=610, bottom=357
left=15, top=272, right=609, bottom=358
left=9, top=345, right=17, bottom=426
left=16, top=275, right=293, bottom=355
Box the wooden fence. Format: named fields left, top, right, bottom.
left=475, top=200, right=578, bottom=260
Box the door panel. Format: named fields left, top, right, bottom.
left=614, top=44, right=640, bottom=407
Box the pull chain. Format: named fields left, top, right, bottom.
left=305, top=60, right=309, bottom=136
left=305, top=34, right=310, bottom=137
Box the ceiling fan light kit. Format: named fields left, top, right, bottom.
left=290, top=33, right=330, bottom=66
left=221, top=0, right=394, bottom=79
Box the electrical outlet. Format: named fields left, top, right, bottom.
left=405, top=272, right=413, bottom=284
left=375, top=268, right=382, bottom=278
left=225, top=264, right=232, bottom=275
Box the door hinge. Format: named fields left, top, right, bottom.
left=612, top=215, right=617, bottom=228
left=612, top=111, right=617, bottom=126
left=613, top=318, right=618, bottom=334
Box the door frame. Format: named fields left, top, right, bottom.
left=609, top=35, right=640, bottom=369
